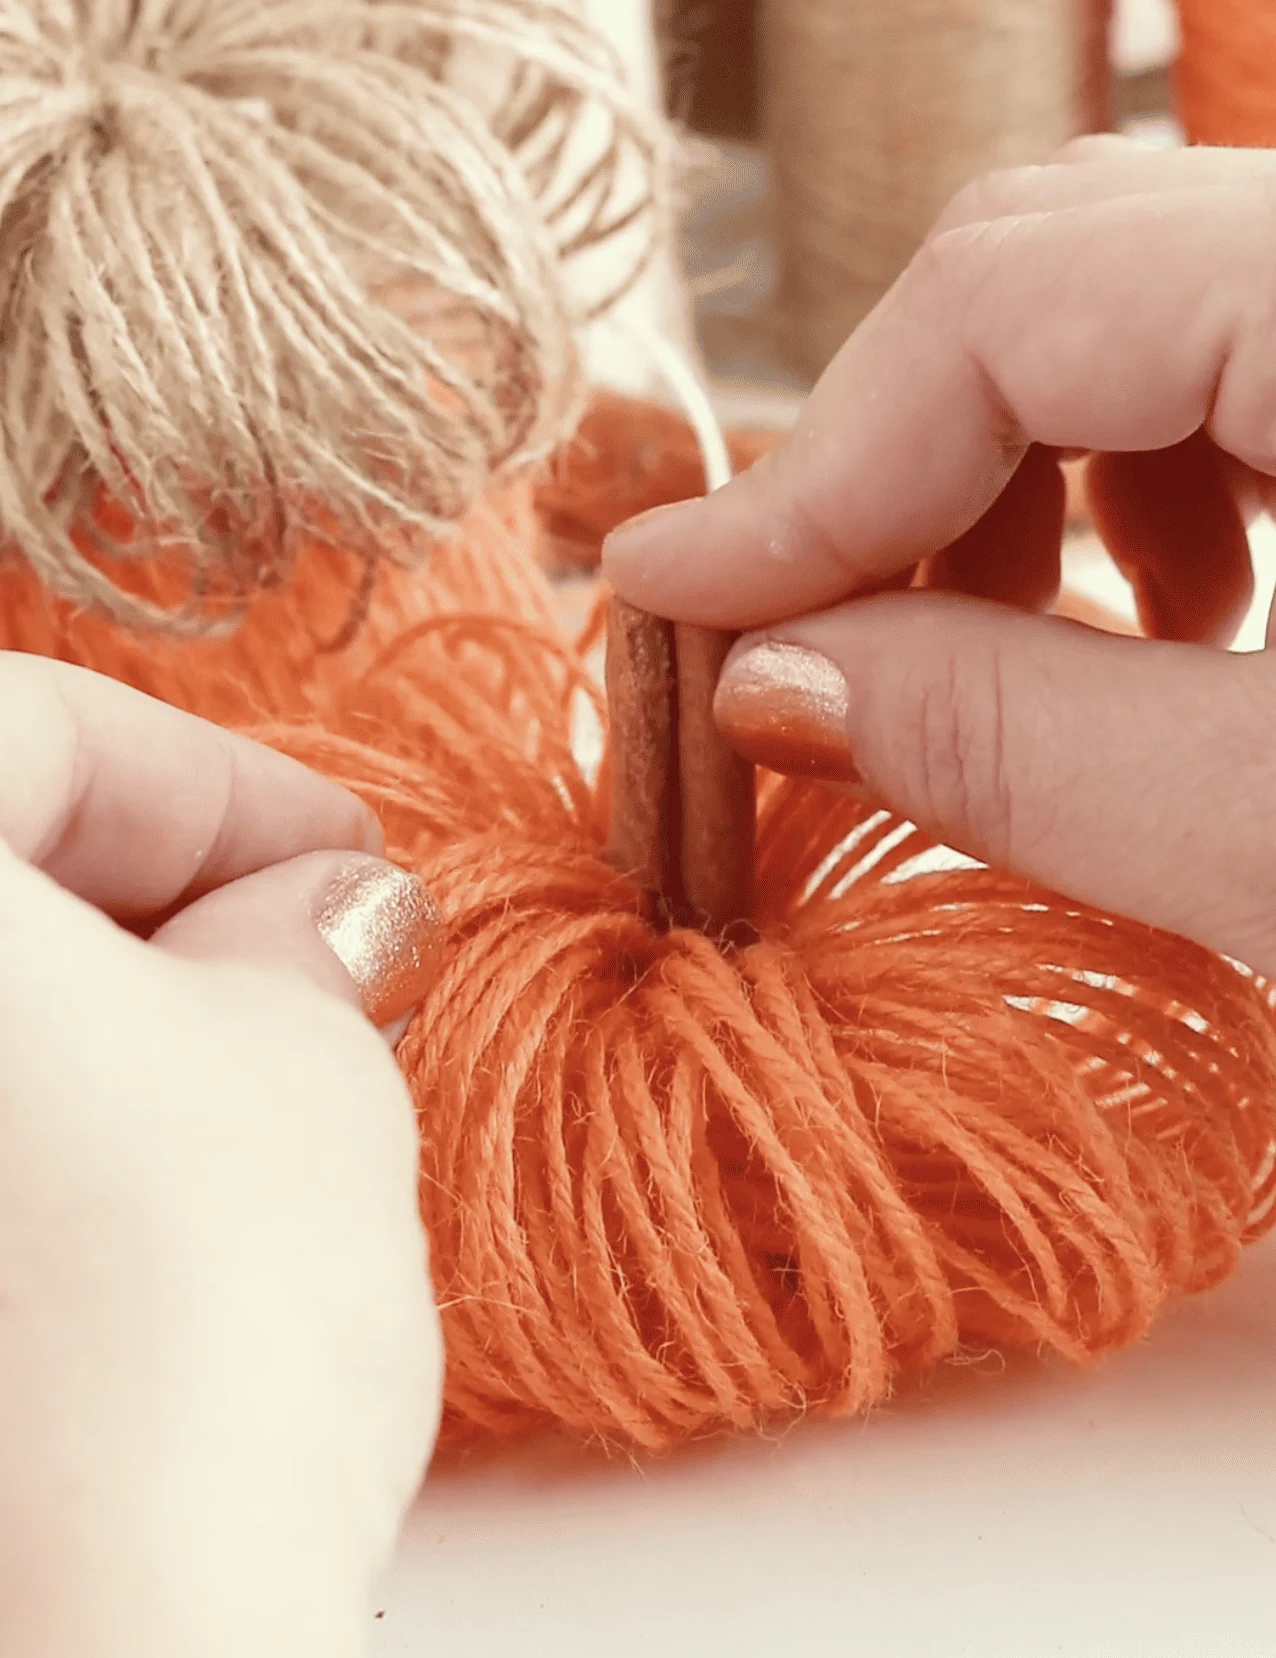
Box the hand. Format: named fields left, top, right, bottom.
left=603, top=137, right=1276, bottom=977
left=0, top=654, right=443, bottom=1658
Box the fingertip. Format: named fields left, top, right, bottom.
left=153, top=853, right=443, bottom=1032
left=600, top=499, right=701, bottom=598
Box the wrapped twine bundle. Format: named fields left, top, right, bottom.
left=1, top=0, right=1275, bottom=1456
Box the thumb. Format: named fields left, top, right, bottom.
left=152, top=851, right=443, bottom=1032
left=714, top=592, right=1276, bottom=974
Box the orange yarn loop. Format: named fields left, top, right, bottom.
left=2, top=396, right=1274, bottom=1454
left=1174, top=0, right=1276, bottom=147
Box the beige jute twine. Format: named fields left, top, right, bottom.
left=761, top=0, right=1102, bottom=382
left=0, top=0, right=669, bottom=631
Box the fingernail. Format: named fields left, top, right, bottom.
left=601, top=500, right=695, bottom=571
left=713, top=640, right=861, bottom=784
left=315, top=862, right=442, bottom=1028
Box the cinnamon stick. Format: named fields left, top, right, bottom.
left=675, top=623, right=755, bottom=940
left=604, top=599, right=755, bottom=941
left=604, top=597, right=678, bottom=919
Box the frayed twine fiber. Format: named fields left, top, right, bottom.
left=0, top=0, right=668, bottom=630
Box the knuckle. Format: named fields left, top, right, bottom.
left=910, top=213, right=999, bottom=309
left=928, top=166, right=1042, bottom=241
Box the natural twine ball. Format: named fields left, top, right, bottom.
left=0, top=0, right=666, bottom=630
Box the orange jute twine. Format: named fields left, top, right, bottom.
left=2, top=390, right=1275, bottom=1453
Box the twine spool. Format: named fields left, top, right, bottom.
left=762, top=0, right=1100, bottom=382
left=1174, top=0, right=1276, bottom=147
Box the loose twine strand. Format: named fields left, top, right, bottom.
left=0, top=0, right=668, bottom=630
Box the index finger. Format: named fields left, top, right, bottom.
left=602, top=181, right=1273, bottom=627
left=0, top=653, right=381, bottom=919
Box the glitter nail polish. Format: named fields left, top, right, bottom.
left=315, top=863, right=442, bottom=1027
left=713, top=640, right=861, bottom=784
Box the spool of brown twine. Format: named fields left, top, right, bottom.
left=761, top=0, right=1109, bottom=382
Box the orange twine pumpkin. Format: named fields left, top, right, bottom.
left=2, top=394, right=1274, bottom=1453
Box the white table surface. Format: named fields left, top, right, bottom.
left=374, top=528, right=1276, bottom=1656
left=377, top=1238, right=1275, bottom=1658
